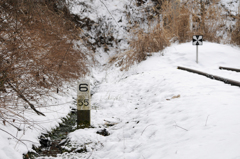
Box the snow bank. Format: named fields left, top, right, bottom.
left=64, top=42, right=240, bottom=159
left=0, top=83, right=77, bottom=159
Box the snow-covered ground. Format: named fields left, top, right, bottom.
left=1, top=40, right=240, bottom=159
left=1, top=0, right=240, bottom=158
left=0, top=84, right=76, bottom=159
left=52, top=42, right=240, bottom=159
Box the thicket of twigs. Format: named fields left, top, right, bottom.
left=109, top=25, right=170, bottom=71
left=231, top=16, right=240, bottom=45
left=0, top=0, right=93, bottom=135
left=112, top=0, right=235, bottom=70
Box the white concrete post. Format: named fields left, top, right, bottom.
left=77, top=79, right=91, bottom=127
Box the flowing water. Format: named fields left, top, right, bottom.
left=23, top=108, right=85, bottom=159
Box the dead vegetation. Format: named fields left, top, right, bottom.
left=231, top=16, right=240, bottom=45
left=109, top=24, right=170, bottom=71
left=111, top=0, right=237, bottom=70
left=0, top=0, right=94, bottom=137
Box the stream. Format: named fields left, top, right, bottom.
left=23, top=82, right=102, bottom=158
left=23, top=106, right=88, bottom=159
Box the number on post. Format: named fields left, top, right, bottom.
left=79, top=84, right=88, bottom=92
left=78, top=99, right=89, bottom=106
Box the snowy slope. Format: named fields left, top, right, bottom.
left=0, top=84, right=77, bottom=159
left=56, top=42, right=240, bottom=159
left=1, top=0, right=240, bottom=158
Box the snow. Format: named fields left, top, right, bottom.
left=221, top=0, right=239, bottom=15
left=70, top=0, right=131, bottom=41
left=1, top=0, right=240, bottom=158
left=54, top=42, right=240, bottom=159
left=1, top=41, right=240, bottom=159
left=0, top=83, right=77, bottom=159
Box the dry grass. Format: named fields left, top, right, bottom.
left=109, top=24, right=170, bottom=71
left=129, top=24, right=171, bottom=57
left=162, top=0, right=224, bottom=43
left=231, top=17, right=240, bottom=45
left=111, top=0, right=230, bottom=70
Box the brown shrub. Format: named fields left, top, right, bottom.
left=0, top=0, right=94, bottom=134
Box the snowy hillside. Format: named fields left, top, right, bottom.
left=54, top=42, right=240, bottom=159
left=1, top=0, right=240, bottom=158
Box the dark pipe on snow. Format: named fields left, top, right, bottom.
left=219, top=66, right=240, bottom=72
left=177, top=66, right=240, bottom=87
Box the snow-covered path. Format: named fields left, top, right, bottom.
left=64, top=42, right=240, bottom=159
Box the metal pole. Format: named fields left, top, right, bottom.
left=196, top=45, right=198, bottom=63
